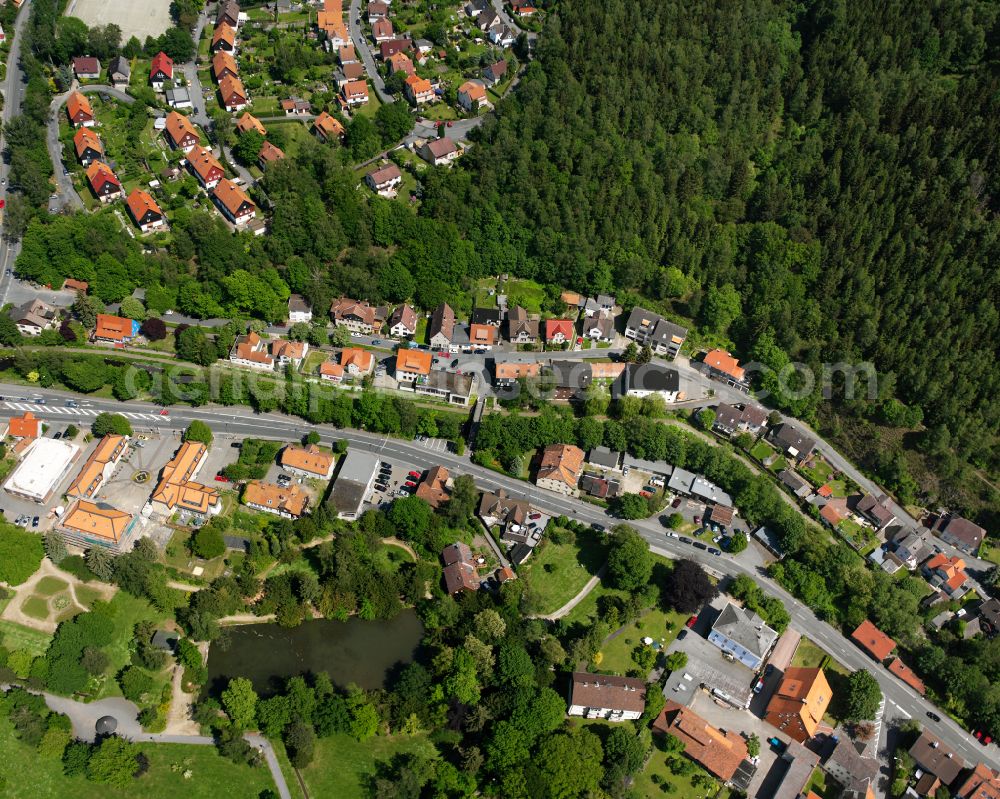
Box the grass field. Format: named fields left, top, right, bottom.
left=0, top=716, right=277, bottom=799
left=90, top=592, right=172, bottom=701
left=505, top=278, right=548, bottom=313
left=35, top=578, right=68, bottom=596
left=750, top=440, right=777, bottom=463
left=21, top=596, right=50, bottom=620
left=800, top=458, right=834, bottom=487
left=597, top=605, right=688, bottom=675
left=299, top=733, right=437, bottom=799
left=0, top=620, right=52, bottom=656
left=520, top=527, right=608, bottom=616
left=631, top=734, right=718, bottom=799
left=790, top=637, right=851, bottom=726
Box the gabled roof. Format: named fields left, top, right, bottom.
left=95, top=314, right=134, bottom=341
left=212, top=178, right=254, bottom=216
left=396, top=348, right=433, bottom=375
left=763, top=667, right=831, bottom=741
left=236, top=112, right=266, bottom=136
left=544, top=318, right=574, bottom=340
left=415, top=465, right=449, bottom=508
left=61, top=500, right=132, bottom=543
left=258, top=140, right=285, bottom=164
left=704, top=349, right=745, bottom=381
left=188, top=146, right=225, bottom=182
left=66, top=91, right=94, bottom=120
left=404, top=73, right=432, bottom=94
left=212, top=23, right=237, bottom=48
left=72, top=56, right=100, bottom=74
left=494, top=359, right=540, bottom=380
left=372, top=17, right=393, bottom=37
left=212, top=50, right=239, bottom=79
left=458, top=80, right=486, bottom=100
left=572, top=671, right=647, bottom=715
left=422, top=137, right=458, bottom=160
left=536, top=443, right=584, bottom=487
left=125, top=188, right=162, bottom=222
left=387, top=52, right=415, bottom=75
left=887, top=657, right=926, bottom=695
left=152, top=441, right=219, bottom=514
left=469, top=323, right=496, bottom=346
left=909, top=730, right=965, bottom=785
left=67, top=434, right=127, bottom=497
left=653, top=700, right=749, bottom=782
left=313, top=111, right=344, bottom=139
left=219, top=73, right=247, bottom=103
left=244, top=480, right=309, bottom=517
left=851, top=619, right=895, bottom=660
left=73, top=127, right=104, bottom=158
left=280, top=444, right=334, bottom=477
left=389, top=304, right=417, bottom=330
left=7, top=411, right=39, bottom=438
left=338, top=44, right=357, bottom=63
left=711, top=602, right=778, bottom=659
left=429, top=302, right=455, bottom=340
left=150, top=51, right=174, bottom=78
left=957, top=763, right=1000, bottom=799
left=86, top=161, right=120, bottom=192
left=165, top=111, right=199, bottom=145
left=331, top=297, right=378, bottom=325
left=340, top=347, right=374, bottom=371
left=109, top=56, right=130, bottom=77
left=342, top=79, right=369, bottom=100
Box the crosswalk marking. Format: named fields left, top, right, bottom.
left=3, top=401, right=160, bottom=421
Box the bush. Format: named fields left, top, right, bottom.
left=92, top=413, right=133, bottom=437
left=183, top=420, right=213, bottom=446
left=0, top=523, right=45, bottom=585
left=60, top=555, right=98, bottom=582
left=191, top=525, right=225, bottom=560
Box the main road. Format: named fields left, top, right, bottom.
left=0, top=382, right=995, bottom=771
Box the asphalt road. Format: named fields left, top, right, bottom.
left=183, top=9, right=212, bottom=128
left=0, top=382, right=996, bottom=771
left=349, top=0, right=392, bottom=103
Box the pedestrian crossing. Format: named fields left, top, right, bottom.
left=2, top=401, right=162, bottom=421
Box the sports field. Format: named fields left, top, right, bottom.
left=65, top=0, right=174, bottom=43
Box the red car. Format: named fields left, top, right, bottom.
left=446, top=121, right=454, bottom=127
left=671, top=497, right=682, bottom=508
left=986, top=736, right=994, bottom=746
left=214, top=474, right=230, bottom=483
left=529, top=513, right=541, bottom=520
left=685, top=615, right=697, bottom=629
left=407, top=470, right=421, bottom=479
left=404, top=481, right=416, bottom=488
left=639, top=491, right=651, bottom=498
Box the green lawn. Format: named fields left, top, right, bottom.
left=597, top=605, right=688, bottom=675
left=982, top=544, right=1000, bottom=567
left=0, top=620, right=52, bottom=656
left=0, top=716, right=278, bottom=799
left=790, top=637, right=850, bottom=726
left=270, top=739, right=306, bottom=799
left=35, top=577, right=68, bottom=596
left=631, top=735, right=719, bottom=799
left=299, top=733, right=437, bottom=799
left=505, top=278, right=548, bottom=313
left=21, top=596, right=50, bottom=620
left=750, top=440, right=777, bottom=463
left=300, top=349, right=327, bottom=377
left=805, top=767, right=834, bottom=799
left=90, top=591, right=172, bottom=701
left=799, top=458, right=834, bottom=488
left=520, top=527, right=608, bottom=616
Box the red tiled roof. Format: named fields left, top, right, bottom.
left=851, top=619, right=896, bottom=661
left=704, top=348, right=746, bottom=381
left=887, top=658, right=926, bottom=695
left=150, top=51, right=174, bottom=79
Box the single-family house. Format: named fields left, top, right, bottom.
left=212, top=50, right=240, bottom=83
left=856, top=494, right=896, bottom=529
left=404, top=74, right=434, bottom=105
left=149, top=51, right=174, bottom=89
left=469, top=323, right=496, bottom=350
left=338, top=347, right=374, bottom=377
left=569, top=672, right=646, bottom=722
left=281, top=97, right=312, bottom=116
left=535, top=443, right=584, bottom=496
left=933, top=514, right=986, bottom=555
left=271, top=339, right=308, bottom=369
left=165, top=86, right=193, bottom=109
left=281, top=444, right=336, bottom=480
left=218, top=74, right=248, bottom=112
left=851, top=619, right=896, bottom=661
left=476, top=8, right=500, bottom=29
left=618, top=362, right=680, bottom=403
left=923, top=553, right=969, bottom=597
left=342, top=79, right=370, bottom=106
left=909, top=730, right=965, bottom=789
left=652, top=701, right=751, bottom=783
left=544, top=318, right=574, bottom=345
left=379, top=38, right=412, bottom=60
left=624, top=307, right=687, bottom=358
left=165, top=111, right=200, bottom=152
left=386, top=51, right=416, bottom=76
left=769, top=423, right=817, bottom=461
left=287, top=294, right=312, bottom=324
left=85, top=161, right=123, bottom=202
left=492, top=358, right=541, bottom=389
left=211, top=23, right=237, bottom=54
left=125, top=189, right=165, bottom=233
left=10, top=299, right=57, bottom=337
left=66, top=91, right=95, bottom=127
left=708, top=602, right=778, bottom=670
left=72, top=56, right=101, bottom=80
left=330, top=297, right=382, bottom=334
left=764, top=667, right=831, bottom=742
left=415, top=465, right=450, bottom=508
left=704, top=349, right=748, bottom=388
left=888, top=529, right=925, bottom=570
left=5, top=411, right=40, bottom=439
left=506, top=306, right=539, bottom=343
left=187, top=146, right=225, bottom=189
left=824, top=738, right=880, bottom=799
left=338, top=44, right=358, bottom=64
left=229, top=330, right=274, bottom=370
left=211, top=178, right=256, bottom=225
left=93, top=314, right=139, bottom=344
left=365, top=162, right=402, bottom=196
left=388, top=304, right=417, bottom=337
left=217, top=0, right=241, bottom=27
left=458, top=80, right=488, bottom=111
left=73, top=127, right=104, bottom=166
left=587, top=446, right=621, bottom=471
left=367, top=0, right=388, bottom=21
left=394, top=348, right=433, bottom=383
left=482, top=59, right=507, bottom=85
left=512, top=2, right=537, bottom=15
left=583, top=314, right=614, bottom=342
left=312, top=111, right=345, bottom=141
left=258, top=140, right=285, bottom=169
left=371, top=17, right=394, bottom=42
left=429, top=303, right=456, bottom=349
left=488, top=24, right=516, bottom=46
left=478, top=489, right=529, bottom=530
left=442, top=541, right=479, bottom=594
left=109, top=56, right=130, bottom=89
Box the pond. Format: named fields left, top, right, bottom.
left=205, top=610, right=424, bottom=697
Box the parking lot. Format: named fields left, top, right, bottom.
left=367, top=459, right=426, bottom=507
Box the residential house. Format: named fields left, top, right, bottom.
left=478, top=489, right=529, bottom=530
left=212, top=178, right=256, bottom=225
left=653, top=701, right=752, bottom=784
left=218, top=74, right=248, bottom=112
left=271, top=339, right=308, bottom=369
left=319, top=360, right=345, bottom=382
left=165, top=111, right=200, bottom=152
left=404, top=74, right=434, bottom=105
left=442, top=541, right=479, bottom=594
left=488, top=24, right=516, bottom=46
left=335, top=62, right=365, bottom=87
left=819, top=498, right=848, bottom=528
left=482, top=59, right=507, bottom=86
left=580, top=473, right=622, bottom=499
left=217, top=0, right=241, bottom=27
left=544, top=318, right=574, bottom=345
left=887, top=657, right=926, bottom=696
left=149, top=51, right=173, bottom=89
left=769, top=423, right=817, bottom=461
left=512, top=2, right=537, bottom=15
left=394, top=348, right=433, bottom=383
left=492, top=358, right=541, bottom=389
left=956, top=763, right=1000, bottom=799
left=506, top=306, right=539, bottom=343
left=851, top=619, right=896, bottom=661
left=372, top=17, right=394, bottom=42
left=165, top=86, right=193, bottom=109
left=707, top=504, right=735, bottom=529
left=470, top=307, right=501, bottom=327
left=365, top=162, right=401, bottom=196
left=764, top=667, right=832, bottom=742
left=476, top=8, right=500, bottom=30
left=704, top=349, right=748, bottom=388
left=10, top=299, right=57, bottom=337
left=379, top=38, right=412, bottom=60
left=150, top=441, right=220, bottom=518
left=909, top=731, right=965, bottom=792
left=387, top=51, right=416, bottom=76
left=535, top=443, right=584, bottom=496
left=367, top=0, right=388, bottom=21
left=980, top=598, right=1000, bottom=637
left=312, top=111, right=345, bottom=142
left=338, top=44, right=358, bottom=64
left=857, top=494, right=896, bottom=529
left=59, top=500, right=136, bottom=552
left=287, top=294, right=312, bottom=324
left=62, top=278, right=89, bottom=294
left=212, top=50, right=240, bottom=82
left=623, top=307, right=687, bottom=358
left=108, top=56, right=130, bottom=89
left=469, top=323, right=496, bottom=350
left=415, top=465, right=450, bottom=508
left=388, top=304, right=417, bottom=337
left=73, top=127, right=104, bottom=166
left=824, top=738, right=880, bottom=799
left=342, top=79, right=370, bottom=107
left=568, top=672, right=646, bottom=721
left=933, top=514, right=986, bottom=555
left=618, top=362, right=680, bottom=403
left=66, top=91, right=95, bottom=127
left=258, top=140, right=285, bottom=169
left=85, top=162, right=123, bottom=202
left=281, top=444, right=336, bottom=480
left=5, top=411, right=39, bottom=439
left=463, top=0, right=490, bottom=17
left=72, top=56, right=101, bottom=80
left=330, top=297, right=382, bottom=334
left=888, top=529, right=926, bottom=570
left=583, top=314, right=614, bottom=342
left=211, top=23, right=237, bottom=54
left=243, top=481, right=310, bottom=519
left=714, top=402, right=768, bottom=436
left=229, top=330, right=274, bottom=370
left=338, top=347, right=374, bottom=377
left=587, top=446, right=621, bottom=471
left=708, top=602, right=778, bottom=670
left=125, top=189, right=165, bottom=233
left=317, top=0, right=348, bottom=45
left=923, top=553, right=969, bottom=598
left=67, top=434, right=128, bottom=499
left=281, top=98, right=312, bottom=116
left=458, top=80, right=488, bottom=111
left=187, top=146, right=225, bottom=189
left=429, top=303, right=456, bottom=349
left=779, top=469, right=813, bottom=499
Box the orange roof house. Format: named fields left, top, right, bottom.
left=280, top=444, right=335, bottom=479
left=165, top=110, right=200, bottom=150
left=340, top=347, right=374, bottom=374
left=7, top=411, right=40, bottom=439
left=218, top=73, right=248, bottom=110
left=243, top=481, right=310, bottom=518
left=63, top=278, right=89, bottom=293
left=764, top=667, right=832, bottom=742
left=229, top=330, right=273, bottom=368
left=494, top=360, right=541, bottom=382
left=93, top=314, right=137, bottom=343
left=319, top=360, right=344, bottom=381
left=819, top=500, right=846, bottom=527
left=404, top=74, right=433, bottom=105
left=211, top=177, right=255, bottom=224
left=236, top=112, right=266, bottom=136
left=85, top=161, right=122, bottom=199
left=212, top=50, right=239, bottom=81
left=386, top=52, right=416, bottom=76
left=341, top=79, right=369, bottom=105
left=536, top=443, right=584, bottom=494
left=312, top=111, right=344, bottom=141
left=187, top=145, right=225, bottom=188
left=469, top=323, right=497, bottom=348
left=258, top=140, right=285, bottom=166
left=887, top=658, right=926, bottom=696
left=66, top=91, right=95, bottom=126
left=60, top=500, right=135, bottom=547
left=957, top=763, right=1000, bottom=799
left=211, top=22, right=237, bottom=52
left=395, top=348, right=433, bottom=379
left=125, top=189, right=164, bottom=231
left=653, top=701, right=749, bottom=782
left=67, top=434, right=128, bottom=498
left=151, top=441, right=219, bottom=516
left=704, top=349, right=746, bottom=383
left=73, top=127, right=104, bottom=163
left=851, top=619, right=896, bottom=661
left=544, top=318, right=575, bottom=343
left=415, top=465, right=450, bottom=508
left=923, top=552, right=969, bottom=595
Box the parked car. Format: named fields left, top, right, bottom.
left=685, top=615, right=698, bottom=628
left=709, top=548, right=722, bottom=556
left=214, top=474, right=230, bottom=483
left=693, top=541, right=708, bottom=550
left=529, top=513, right=541, bottom=520
left=666, top=531, right=679, bottom=538
left=679, top=536, right=693, bottom=544
left=671, top=497, right=682, bottom=508
left=591, top=523, right=605, bottom=532
left=768, top=737, right=787, bottom=753
left=753, top=679, right=764, bottom=694
left=403, top=480, right=416, bottom=488
left=407, top=470, right=421, bottom=479
left=31, top=517, right=39, bottom=528
left=677, top=629, right=687, bottom=640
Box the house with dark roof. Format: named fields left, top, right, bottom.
left=707, top=602, right=778, bottom=670
left=824, top=738, right=880, bottom=799
left=617, top=362, right=680, bottom=403
left=769, top=423, right=817, bottom=461
left=441, top=541, right=479, bottom=594
left=856, top=494, right=896, bottom=529
left=10, top=299, right=57, bottom=337
left=109, top=56, right=130, bottom=89
left=478, top=488, right=530, bottom=531
left=909, top=730, right=965, bottom=788
left=365, top=162, right=402, bottom=196
left=583, top=314, right=614, bottom=342
left=388, top=304, right=417, bottom=337
left=569, top=672, right=646, bottom=721
left=624, top=306, right=687, bottom=358
left=482, top=59, right=507, bottom=85
left=429, top=302, right=456, bottom=349
left=779, top=469, right=812, bottom=499
left=587, top=446, right=621, bottom=471
left=72, top=56, right=101, bottom=79
left=505, top=306, right=539, bottom=343
left=933, top=514, right=986, bottom=555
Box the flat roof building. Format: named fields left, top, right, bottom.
left=4, top=438, right=80, bottom=502
left=328, top=449, right=378, bottom=519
